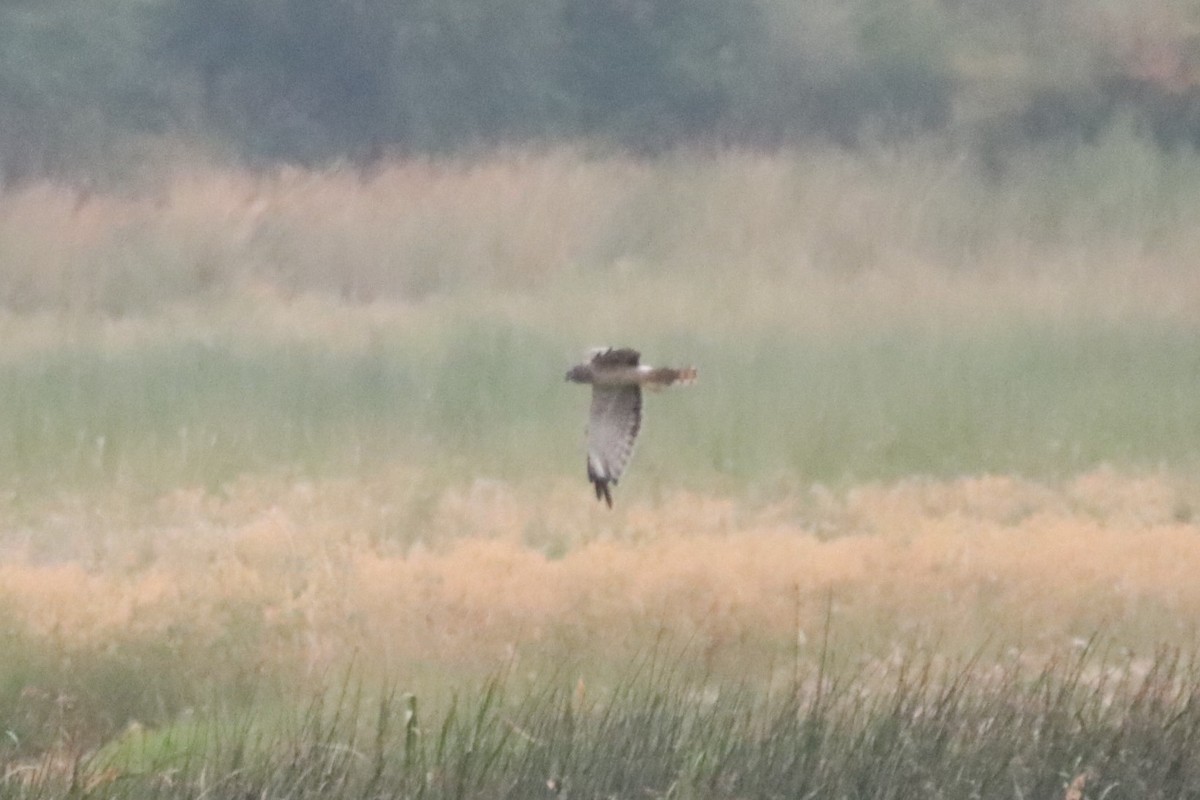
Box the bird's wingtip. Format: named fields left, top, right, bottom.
left=592, top=478, right=614, bottom=508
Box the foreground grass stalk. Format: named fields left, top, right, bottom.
left=1, top=648, right=1187, bottom=799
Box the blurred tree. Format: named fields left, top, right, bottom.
left=385, top=0, right=568, bottom=148
left=854, top=0, right=953, bottom=134
left=6, top=0, right=1200, bottom=177
left=156, top=0, right=567, bottom=161
left=562, top=0, right=764, bottom=148
left=734, top=0, right=953, bottom=146
left=0, top=0, right=167, bottom=184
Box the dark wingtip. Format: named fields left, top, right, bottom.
left=592, top=479, right=614, bottom=508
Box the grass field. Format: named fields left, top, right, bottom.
left=3, top=141, right=1200, bottom=796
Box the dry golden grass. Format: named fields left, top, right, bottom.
left=3, top=145, right=1200, bottom=336
left=2, top=466, right=1198, bottom=686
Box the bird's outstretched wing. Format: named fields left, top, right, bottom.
left=586, top=384, right=642, bottom=508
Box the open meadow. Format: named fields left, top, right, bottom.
left=3, top=140, right=1200, bottom=796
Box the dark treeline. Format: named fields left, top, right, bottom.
left=2, top=0, right=1199, bottom=181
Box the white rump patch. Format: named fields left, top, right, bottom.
left=588, top=453, right=609, bottom=480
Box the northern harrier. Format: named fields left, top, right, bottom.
left=565, top=347, right=697, bottom=507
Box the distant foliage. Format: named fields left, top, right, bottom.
left=0, top=0, right=168, bottom=184
left=157, top=0, right=568, bottom=160
left=562, top=0, right=765, bottom=147
left=2, top=0, right=1200, bottom=174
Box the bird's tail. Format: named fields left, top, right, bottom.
left=644, top=366, right=697, bottom=389
left=674, top=366, right=698, bottom=385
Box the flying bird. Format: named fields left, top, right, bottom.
left=565, top=347, right=697, bottom=507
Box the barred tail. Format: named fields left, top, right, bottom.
left=644, top=366, right=698, bottom=389
left=674, top=366, right=698, bottom=385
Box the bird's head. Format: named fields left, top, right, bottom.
left=565, top=364, right=591, bottom=384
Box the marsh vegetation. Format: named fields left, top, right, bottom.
left=0, top=138, right=1199, bottom=795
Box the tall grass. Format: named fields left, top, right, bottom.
left=0, top=315, right=1196, bottom=493
left=7, top=647, right=1200, bottom=799
left=3, top=137, right=1200, bottom=316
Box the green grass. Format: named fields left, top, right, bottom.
left=0, top=315, right=1197, bottom=497
left=3, top=646, right=1193, bottom=799
left=0, top=322, right=569, bottom=493
left=689, top=319, right=1200, bottom=484
left=0, top=606, right=273, bottom=759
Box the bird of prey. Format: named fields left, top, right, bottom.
left=565, top=347, right=697, bottom=507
